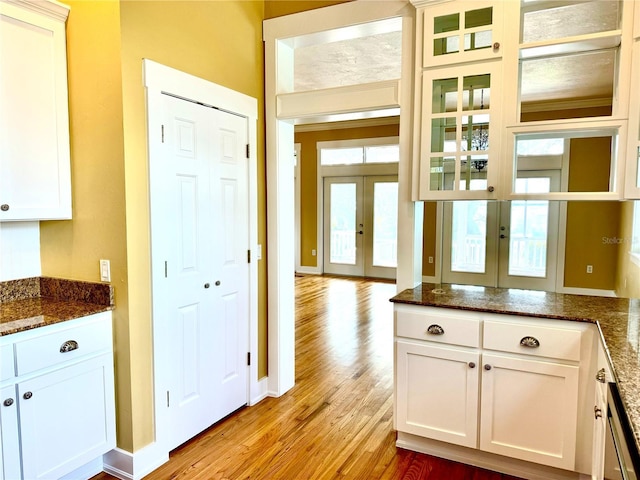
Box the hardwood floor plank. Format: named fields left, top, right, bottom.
left=92, top=276, right=524, bottom=480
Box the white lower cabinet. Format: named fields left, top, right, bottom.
left=0, top=312, right=115, bottom=480
left=479, top=353, right=579, bottom=470
left=396, top=340, right=479, bottom=448
left=395, top=305, right=590, bottom=474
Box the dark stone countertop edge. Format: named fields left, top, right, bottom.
left=0, top=277, right=115, bottom=337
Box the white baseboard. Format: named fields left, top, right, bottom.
left=557, top=287, right=616, bottom=297
left=295, top=266, right=321, bottom=275
left=421, top=275, right=438, bottom=284
left=396, top=432, right=584, bottom=480
left=250, top=376, right=269, bottom=406
left=103, top=444, right=168, bottom=480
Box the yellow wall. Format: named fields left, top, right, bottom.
left=616, top=201, right=640, bottom=298
left=564, top=137, right=620, bottom=289
left=41, top=0, right=266, bottom=453
left=422, top=202, right=437, bottom=277
left=295, top=122, right=400, bottom=267
left=265, top=0, right=351, bottom=18
left=39, top=0, right=136, bottom=450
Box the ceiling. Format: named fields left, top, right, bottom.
left=293, top=1, right=618, bottom=109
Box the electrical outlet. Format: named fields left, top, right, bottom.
left=428, top=256, right=434, bottom=264
left=586, top=265, right=593, bottom=274
left=100, top=259, right=111, bottom=282
left=312, top=249, right=316, bottom=256
left=256, top=244, right=262, bottom=260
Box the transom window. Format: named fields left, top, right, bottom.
left=319, top=137, right=400, bottom=166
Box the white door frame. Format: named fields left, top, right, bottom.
left=264, top=0, right=420, bottom=398
left=143, top=59, right=260, bottom=455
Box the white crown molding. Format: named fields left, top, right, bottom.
left=2, top=0, right=70, bottom=21
left=409, top=0, right=454, bottom=8
left=295, top=116, right=400, bottom=133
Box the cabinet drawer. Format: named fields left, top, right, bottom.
left=14, top=316, right=111, bottom=376
left=396, top=306, right=481, bottom=347
left=0, top=343, right=14, bottom=381
left=483, top=320, right=582, bottom=361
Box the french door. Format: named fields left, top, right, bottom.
left=323, top=175, right=398, bottom=279
left=442, top=171, right=560, bottom=290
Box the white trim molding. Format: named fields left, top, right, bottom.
left=102, top=445, right=168, bottom=480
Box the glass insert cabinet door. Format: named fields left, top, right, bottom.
left=420, top=61, right=502, bottom=200
left=420, top=0, right=503, bottom=67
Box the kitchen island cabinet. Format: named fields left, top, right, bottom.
left=392, top=284, right=640, bottom=480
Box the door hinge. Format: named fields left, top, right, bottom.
left=166, top=390, right=170, bottom=407
left=247, top=352, right=251, bottom=366
left=246, top=144, right=250, bottom=159
left=164, top=261, right=168, bottom=278
left=247, top=249, right=251, bottom=263
left=161, top=125, right=165, bottom=143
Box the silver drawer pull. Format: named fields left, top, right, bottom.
left=427, top=324, right=444, bottom=335
left=60, top=340, right=79, bottom=353
left=520, top=336, right=540, bottom=348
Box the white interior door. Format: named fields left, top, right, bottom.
left=161, top=94, right=249, bottom=450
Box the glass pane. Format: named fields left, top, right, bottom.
left=430, top=156, right=455, bottom=191
left=451, top=201, right=487, bottom=273
left=431, top=117, right=457, bottom=153
left=465, top=7, right=492, bottom=28
left=508, top=200, right=549, bottom=278
left=521, top=1, right=620, bottom=44
left=364, top=145, right=399, bottom=163
left=321, top=147, right=363, bottom=166
left=434, top=36, right=460, bottom=56
left=372, top=182, right=398, bottom=267
left=432, top=77, right=458, bottom=114
left=462, top=74, right=490, bottom=111
left=434, top=12, right=459, bottom=33
left=515, top=132, right=615, bottom=193
left=460, top=155, right=488, bottom=190
left=329, top=183, right=356, bottom=265
left=464, top=30, right=492, bottom=51
left=516, top=138, right=564, bottom=156
left=637, top=147, right=640, bottom=188
left=461, top=114, right=489, bottom=151
left=520, top=50, right=614, bottom=122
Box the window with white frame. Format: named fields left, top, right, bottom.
left=319, top=137, right=400, bottom=166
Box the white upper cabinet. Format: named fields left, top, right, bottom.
left=418, top=0, right=503, bottom=67
left=625, top=1, right=640, bottom=199
left=0, top=0, right=72, bottom=221
left=412, top=0, right=635, bottom=201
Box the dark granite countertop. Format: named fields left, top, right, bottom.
left=391, top=283, right=640, bottom=453
left=0, top=277, right=114, bottom=336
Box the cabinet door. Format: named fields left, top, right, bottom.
left=0, top=2, right=71, bottom=220
left=0, top=385, right=21, bottom=480
left=396, top=340, right=480, bottom=448
left=479, top=353, right=579, bottom=470
left=421, top=0, right=503, bottom=67
left=18, top=354, right=115, bottom=480
left=419, top=61, right=502, bottom=200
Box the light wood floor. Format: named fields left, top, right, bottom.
left=93, top=275, right=523, bottom=480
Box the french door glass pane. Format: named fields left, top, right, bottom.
left=329, top=183, right=356, bottom=265
left=373, top=182, right=398, bottom=268
left=509, top=177, right=551, bottom=277
left=451, top=200, right=487, bottom=273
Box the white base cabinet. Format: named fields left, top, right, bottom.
left=394, top=304, right=594, bottom=475
left=0, top=312, right=115, bottom=480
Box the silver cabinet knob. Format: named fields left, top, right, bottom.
left=596, top=368, right=606, bottom=383
left=468, top=362, right=476, bottom=369
left=493, top=42, right=500, bottom=51
left=23, top=392, right=33, bottom=400
left=3, top=398, right=13, bottom=407
left=484, top=364, right=492, bottom=371
left=487, top=186, right=495, bottom=192
left=0, top=204, right=8, bottom=212
left=594, top=406, right=603, bottom=419
left=204, top=283, right=210, bottom=289
left=215, top=280, right=221, bottom=286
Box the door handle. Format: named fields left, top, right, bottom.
left=358, top=231, right=363, bottom=235
left=500, top=234, right=507, bottom=239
